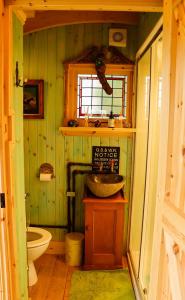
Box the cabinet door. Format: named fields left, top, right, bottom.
left=84, top=202, right=124, bottom=268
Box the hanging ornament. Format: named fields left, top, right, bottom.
left=95, top=57, right=113, bottom=95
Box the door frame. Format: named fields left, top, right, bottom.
left=0, top=2, right=10, bottom=298
left=0, top=3, right=19, bottom=300
left=1, top=1, right=164, bottom=300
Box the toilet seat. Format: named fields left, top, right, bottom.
left=27, top=227, right=52, bottom=248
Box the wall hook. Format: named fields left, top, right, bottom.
left=15, top=61, right=27, bottom=87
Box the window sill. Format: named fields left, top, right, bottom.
left=59, top=127, right=136, bottom=137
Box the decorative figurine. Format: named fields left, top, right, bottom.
left=68, top=119, right=79, bottom=127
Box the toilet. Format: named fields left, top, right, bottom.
left=27, top=227, right=52, bottom=286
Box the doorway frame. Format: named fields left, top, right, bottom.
left=0, top=3, right=20, bottom=300
left=1, top=1, right=163, bottom=300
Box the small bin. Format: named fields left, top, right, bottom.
left=65, top=232, right=84, bottom=266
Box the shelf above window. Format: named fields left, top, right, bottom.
left=59, top=127, right=136, bottom=137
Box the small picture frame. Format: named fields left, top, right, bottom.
left=23, top=80, right=44, bottom=119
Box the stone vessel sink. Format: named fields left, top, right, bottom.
left=86, top=174, right=125, bottom=198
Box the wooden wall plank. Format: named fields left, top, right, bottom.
left=12, top=12, right=28, bottom=300
left=44, top=28, right=57, bottom=238
left=27, top=32, right=39, bottom=225
left=36, top=30, right=48, bottom=228
left=55, top=27, right=66, bottom=239
left=23, top=35, right=31, bottom=225
left=73, top=136, right=83, bottom=231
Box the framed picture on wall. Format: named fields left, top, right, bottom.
left=23, top=80, right=44, bottom=119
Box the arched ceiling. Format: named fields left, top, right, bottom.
left=5, top=0, right=163, bottom=34
left=24, top=11, right=140, bottom=33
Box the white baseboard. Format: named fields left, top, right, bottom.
left=46, top=241, right=65, bottom=255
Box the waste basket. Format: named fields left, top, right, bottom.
left=65, top=232, right=84, bottom=266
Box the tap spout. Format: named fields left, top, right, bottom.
left=99, top=162, right=103, bottom=172
left=110, top=159, right=115, bottom=173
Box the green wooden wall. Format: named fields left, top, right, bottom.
left=13, top=13, right=28, bottom=300
left=23, top=23, right=136, bottom=251
left=137, top=13, right=162, bottom=48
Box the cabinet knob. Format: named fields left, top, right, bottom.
left=85, top=225, right=89, bottom=231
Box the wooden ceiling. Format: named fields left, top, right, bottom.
left=24, top=11, right=141, bottom=33
left=6, top=0, right=162, bottom=34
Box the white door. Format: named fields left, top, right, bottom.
left=149, top=1, right=185, bottom=299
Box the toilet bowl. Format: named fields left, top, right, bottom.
left=27, top=227, right=52, bottom=286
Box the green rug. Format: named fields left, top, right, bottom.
left=69, top=269, right=135, bottom=300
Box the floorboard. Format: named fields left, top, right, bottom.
left=29, top=254, right=128, bottom=300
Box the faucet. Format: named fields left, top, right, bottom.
left=99, top=162, right=103, bottom=172
left=110, top=159, right=115, bottom=173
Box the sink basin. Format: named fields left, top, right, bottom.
left=86, top=174, right=125, bottom=198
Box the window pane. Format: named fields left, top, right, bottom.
left=103, top=90, right=112, bottom=97
left=81, top=105, right=91, bottom=114
left=93, top=88, right=102, bottom=97
left=82, top=88, right=92, bottom=97
left=82, top=79, right=92, bottom=87
left=93, top=80, right=102, bottom=88
left=107, top=80, right=113, bottom=87
left=113, top=89, right=123, bottom=98
left=81, top=97, right=91, bottom=106
left=92, top=97, right=101, bottom=106
left=91, top=106, right=102, bottom=115
left=102, top=106, right=112, bottom=115
left=113, top=98, right=122, bottom=106
left=102, top=97, right=112, bottom=106
left=113, top=106, right=122, bottom=114
left=113, top=80, right=123, bottom=89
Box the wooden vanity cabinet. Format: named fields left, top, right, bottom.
left=83, top=192, right=127, bottom=270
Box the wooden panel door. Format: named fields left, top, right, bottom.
left=149, top=1, right=185, bottom=299
left=84, top=201, right=124, bottom=269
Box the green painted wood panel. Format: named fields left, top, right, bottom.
left=23, top=24, right=135, bottom=250
left=137, top=13, right=162, bottom=49
left=13, top=13, right=28, bottom=300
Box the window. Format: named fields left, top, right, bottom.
left=64, top=63, right=133, bottom=127
left=77, top=74, right=128, bottom=118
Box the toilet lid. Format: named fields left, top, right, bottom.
left=27, top=227, right=52, bottom=248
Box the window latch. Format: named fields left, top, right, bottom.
left=0, top=193, right=5, bottom=208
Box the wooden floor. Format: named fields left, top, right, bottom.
left=29, top=254, right=78, bottom=300
left=29, top=254, right=128, bottom=300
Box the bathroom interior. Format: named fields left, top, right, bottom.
left=13, top=7, right=163, bottom=300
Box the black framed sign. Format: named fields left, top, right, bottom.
left=92, top=146, right=120, bottom=173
